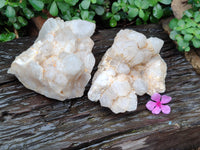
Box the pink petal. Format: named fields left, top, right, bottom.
left=152, top=106, right=161, bottom=114
left=161, top=95, right=172, bottom=104
left=161, top=105, right=171, bottom=114
left=146, top=101, right=157, bottom=111
left=151, top=93, right=161, bottom=102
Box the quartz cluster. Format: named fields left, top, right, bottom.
left=8, top=18, right=96, bottom=100
left=88, top=29, right=167, bottom=113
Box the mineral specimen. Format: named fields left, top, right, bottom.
left=8, top=18, right=96, bottom=101
left=88, top=29, right=167, bottom=113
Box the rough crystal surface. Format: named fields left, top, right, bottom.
left=8, top=18, right=96, bottom=101
left=88, top=29, right=167, bottom=113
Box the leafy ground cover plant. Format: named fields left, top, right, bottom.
left=0, top=0, right=171, bottom=42
left=169, top=0, right=200, bottom=52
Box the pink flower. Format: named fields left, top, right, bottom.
left=146, top=93, right=171, bottom=115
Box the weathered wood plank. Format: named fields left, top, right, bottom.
left=0, top=24, right=200, bottom=150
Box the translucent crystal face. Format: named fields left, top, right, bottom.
left=88, top=29, right=167, bottom=114
left=8, top=18, right=96, bottom=101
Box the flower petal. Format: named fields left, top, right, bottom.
left=161, top=105, right=171, bottom=114
left=161, top=95, right=172, bottom=104
left=146, top=101, right=157, bottom=111
left=152, top=106, right=161, bottom=114
left=151, top=93, right=161, bottom=102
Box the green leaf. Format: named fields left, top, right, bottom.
left=80, top=0, right=90, bottom=9
left=184, top=34, right=193, bottom=41
left=128, top=7, right=138, bottom=18
left=88, top=11, right=95, bottom=20
left=81, top=10, right=89, bottom=20
left=5, top=6, right=16, bottom=18
left=96, top=0, right=104, bottom=5
left=150, top=16, right=159, bottom=23
left=177, top=19, right=185, bottom=27
left=177, top=39, right=189, bottom=51
left=192, top=38, right=200, bottom=48
left=148, top=0, right=157, bottom=6
left=18, top=16, right=28, bottom=26
left=136, top=18, right=142, bottom=25
left=57, top=2, right=70, bottom=15
left=23, top=8, right=34, bottom=19
left=169, top=18, right=178, bottom=29
left=183, top=9, right=193, bottom=18
left=128, top=0, right=135, bottom=5
left=185, top=47, right=190, bottom=52
left=91, top=0, right=97, bottom=4
left=170, top=30, right=178, bottom=40
left=8, top=17, right=17, bottom=23
left=64, top=0, right=79, bottom=6
left=95, top=6, right=104, bottom=15
left=113, top=14, right=120, bottom=21
left=112, top=2, right=120, bottom=14
left=13, top=23, right=21, bottom=30
left=141, top=0, right=149, bottom=9
left=105, top=12, right=112, bottom=19
left=135, top=0, right=141, bottom=8
left=159, top=0, right=171, bottom=5
left=28, top=0, right=44, bottom=11
left=0, top=32, right=15, bottom=42
left=186, top=28, right=196, bottom=34
left=139, top=9, right=145, bottom=19
left=194, top=11, right=200, bottom=22
left=109, top=18, right=117, bottom=27
left=0, top=0, right=6, bottom=8
left=153, top=4, right=163, bottom=19
left=49, top=1, right=58, bottom=16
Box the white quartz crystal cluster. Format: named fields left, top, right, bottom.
left=8, top=18, right=96, bottom=101
left=88, top=29, right=167, bottom=113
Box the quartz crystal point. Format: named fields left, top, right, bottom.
left=8, top=18, right=96, bottom=101
left=88, top=29, right=167, bottom=113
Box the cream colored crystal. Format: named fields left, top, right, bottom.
left=88, top=29, right=167, bottom=113
left=8, top=18, right=96, bottom=101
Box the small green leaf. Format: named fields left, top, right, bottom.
left=150, top=16, right=159, bottom=23
left=91, top=0, right=97, bottom=4
left=109, top=18, right=117, bottom=27
left=8, top=17, right=17, bottom=23
left=177, top=39, right=189, bottom=51
left=57, top=2, right=70, bottom=15
left=148, top=0, right=157, bottom=6
left=50, top=1, right=58, bottom=16
left=23, top=8, right=34, bottom=19
left=186, top=28, right=196, bottom=34
left=128, top=7, right=138, bottom=18
left=153, top=4, right=163, bottom=19
left=185, top=47, right=190, bottom=52
left=80, top=0, right=90, bottom=9
left=177, top=19, right=185, bottom=27
left=13, top=23, right=21, bottom=30
left=194, top=11, right=200, bottom=22
left=136, top=18, right=142, bottom=25
left=192, top=38, right=200, bottom=48
left=128, top=0, right=135, bottom=5
left=18, top=16, right=28, bottom=26
left=0, top=32, right=15, bottom=42
left=81, top=10, right=89, bottom=20
left=113, top=14, right=120, bottom=21
left=5, top=6, right=16, bottom=18
left=135, top=0, right=141, bottom=8
left=159, top=0, right=171, bottom=5
left=141, top=0, right=149, bottom=9
left=28, top=0, right=44, bottom=11
left=184, top=34, right=193, bottom=41
left=0, top=0, right=6, bottom=8
left=139, top=9, right=145, bottom=19
left=105, top=12, right=112, bottom=19
left=170, top=30, right=178, bottom=40
left=96, top=0, right=104, bottom=5
left=64, top=0, right=79, bottom=6
left=95, top=6, right=104, bottom=15
left=112, top=2, right=120, bottom=14
left=184, top=9, right=193, bottom=18
left=169, top=18, right=178, bottom=29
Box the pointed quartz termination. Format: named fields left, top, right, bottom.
left=88, top=29, right=167, bottom=113
left=8, top=18, right=96, bottom=101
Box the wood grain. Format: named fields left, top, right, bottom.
left=0, top=24, right=200, bottom=150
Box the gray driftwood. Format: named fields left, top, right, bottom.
left=0, top=24, right=200, bottom=150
